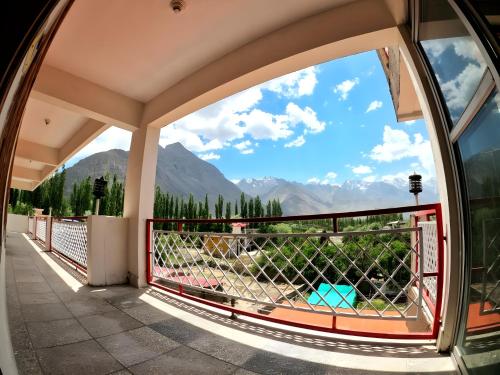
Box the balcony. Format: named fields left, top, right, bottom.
left=6, top=205, right=458, bottom=374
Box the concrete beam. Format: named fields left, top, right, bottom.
left=32, top=65, right=143, bottom=131
left=58, top=119, right=109, bottom=163
left=15, top=139, right=59, bottom=166
left=142, top=0, right=401, bottom=128
left=10, top=179, right=36, bottom=191
left=11, top=166, right=42, bottom=182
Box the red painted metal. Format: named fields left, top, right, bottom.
left=146, top=219, right=152, bottom=284
left=149, top=280, right=434, bottom=340
left=146, top=203, right=443, bottom=340
left=432, top=204, right=444, bottom=338
left=151, top=203, right=440, bottom=224
left=50, top=247, right=87, bottom=274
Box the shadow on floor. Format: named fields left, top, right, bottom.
left=5, top=232, right=457, bottom=375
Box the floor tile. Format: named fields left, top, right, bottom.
left=122, top=304, right=169, bottom=325
left=36, top=339, right=123, bottom=375
left=128, top=345, right=237, bottom=375
left=16, top=281, right=52, bottom=294
left=78, top=310, right=143, bottom=338
left=18, top=292, right=60, bottom=305
left=26, top=318, right=91, bottom=348
left=188, top=332, right=257, bottom=366
left=14, top=349, right=43, bottom=375
left=64, top=296, right=118, bottom=317
left=97, top=326, right=180, bottom=367
left=149, top=318, right=207, bottom=345
left=22, top=302, right=72, bottom=322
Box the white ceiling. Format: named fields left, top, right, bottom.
left=44, top=0, right=354, bottom=102
left=19, top=97, right=88, bottom=148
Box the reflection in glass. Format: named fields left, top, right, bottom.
left=419, top=0, right=487, bottom=125
left=457, top=89, right=500, bottom=374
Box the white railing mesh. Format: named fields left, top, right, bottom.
left=151, top=227, right=424, bottom=320
left=419, top=221, right=438, bottom=304
left=36, top=218, right=47, bottom=243
left=51, top=220, right=88, bottom=267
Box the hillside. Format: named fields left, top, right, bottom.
left=64, top=143, right=243, bottom=206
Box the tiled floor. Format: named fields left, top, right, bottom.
left=5, top=232, right=458, bottom=374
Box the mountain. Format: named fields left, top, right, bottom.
left=238, top=177, right=439, bottom=215
left=64, top=143, right=243, bottom=206
left=65, top=143, right=439, bottom=216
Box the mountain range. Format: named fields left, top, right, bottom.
left=64, top=142, right=439, bottom=215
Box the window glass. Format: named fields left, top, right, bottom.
left=457, top=89, right=500, bottom=373
left=419, top=0, right=487, bottom=125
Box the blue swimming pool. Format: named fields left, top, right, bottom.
left=307, top=284, right=356, bottom=308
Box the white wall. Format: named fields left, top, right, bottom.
left=87, top=215, right=129, bottom=286
left=6, top=213, right=28, bottom=233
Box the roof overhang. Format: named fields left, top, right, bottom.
left=12, top=0, right=412, bottom=190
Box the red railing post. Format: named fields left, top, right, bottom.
left=177, top=222, right=183, bottom=232
left=146, top=219, right=152, bottom=284
left=432, top=204, right=445, bottom=338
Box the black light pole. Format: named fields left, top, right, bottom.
left=409, top=173, right=422, bottom=206
left=93, top=177, right=107, bottom=215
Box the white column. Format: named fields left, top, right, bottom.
left=87, top=215, right=128, bottom=286
left=123, top=126, right=160, bottom=287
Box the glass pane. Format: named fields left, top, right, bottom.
left=456, top=89, right=500, bottom=374
left=419, top=0, right=488, bottom=125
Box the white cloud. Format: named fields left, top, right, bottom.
left=307, top=172, right=337, bottom=185
left=284, top=135, right=305, bottom=148
left=362, top=175, right=377, bottom=183
left=233, top=140, right=255, bottom=155
left=366, top=100, right=383, bottom=113
left=307, top=177, right=320, bottom=184
left=239, top=109, right=292, bottom=140
left=440, top=63, right=484, bottom=118
left=403, top=120, right=416, bottom=125
left=334, top=77, right=359, bottom=101
left=369, top=125, right=434, bottom=175
left=263, top=66, right=318, bottom=98
left=230, top=179, right=241, bottom=184
left=159, top=68, right=327, bottom=155
left=70, top=127, right=132, bottom=162
left=321, top=172, right=338, bottom=185
left=352, top=165, right=372, bottom=174
left=199, top=152, right=220, bottom=161
left=286, top=103, right=325, bottom=134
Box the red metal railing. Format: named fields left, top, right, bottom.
left=146, top=203, right=445, bottom=340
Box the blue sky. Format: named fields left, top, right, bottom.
left=67, top=50, right=435, bottom=185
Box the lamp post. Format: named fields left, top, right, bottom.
left=93, top=177, right=107, bottom=215
left=409, top=173, right=422, bottom=206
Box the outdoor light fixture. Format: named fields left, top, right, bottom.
left=170, top=0, right=186, bottom=13
left=93, top=176, right=107, bottom=214
left=409, top=172, right=422, bottom=205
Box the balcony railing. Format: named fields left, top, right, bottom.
left=35, top=216, right=47, bottom=243
left=146, top=203, right=444, bottom=340
left=28, top=216, right=88, bottom=273
left=51, top=218, right=88, bottom=270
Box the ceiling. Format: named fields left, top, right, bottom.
left=12, top=0, right=415, bottom=191
left=45, top=0, right=355, bottom=102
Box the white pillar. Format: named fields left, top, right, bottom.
left=87, top=215, right=128, bottom=286
left=123, top=126, right=160, bottom=287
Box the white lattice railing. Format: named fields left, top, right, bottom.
left=420, top=221, right=438, bottom=305
left=36, top=218, right=47, bottom=243
left=51, top=220, right=88, bottom=268
left=151, top=227, right=424, bottom=320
